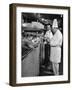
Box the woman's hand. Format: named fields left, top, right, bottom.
left=45, top=37, right=50, bottom=44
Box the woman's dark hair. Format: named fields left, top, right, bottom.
left=47, top=23, right=52, bottom=27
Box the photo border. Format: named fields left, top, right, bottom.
left=9, top=3, right=70, bottom=86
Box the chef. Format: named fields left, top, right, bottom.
left=49, top=19, right=62, bottom=75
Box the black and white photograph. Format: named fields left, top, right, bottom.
left=9, top=4, right=70, bottom=86
left=21, top=13, right=63, bottom=77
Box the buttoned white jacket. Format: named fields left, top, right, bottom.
left=50, top=29, right=62, bottom=63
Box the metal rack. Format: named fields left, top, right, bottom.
left=21, top=28, right=45, bottom=61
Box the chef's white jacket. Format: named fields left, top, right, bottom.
left=50, top=29, right=62, bottom=63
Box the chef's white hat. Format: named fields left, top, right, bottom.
left=52, top=19, right=58, bottom=28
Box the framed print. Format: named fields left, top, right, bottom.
left=9, top=3, right=70, bottom=86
